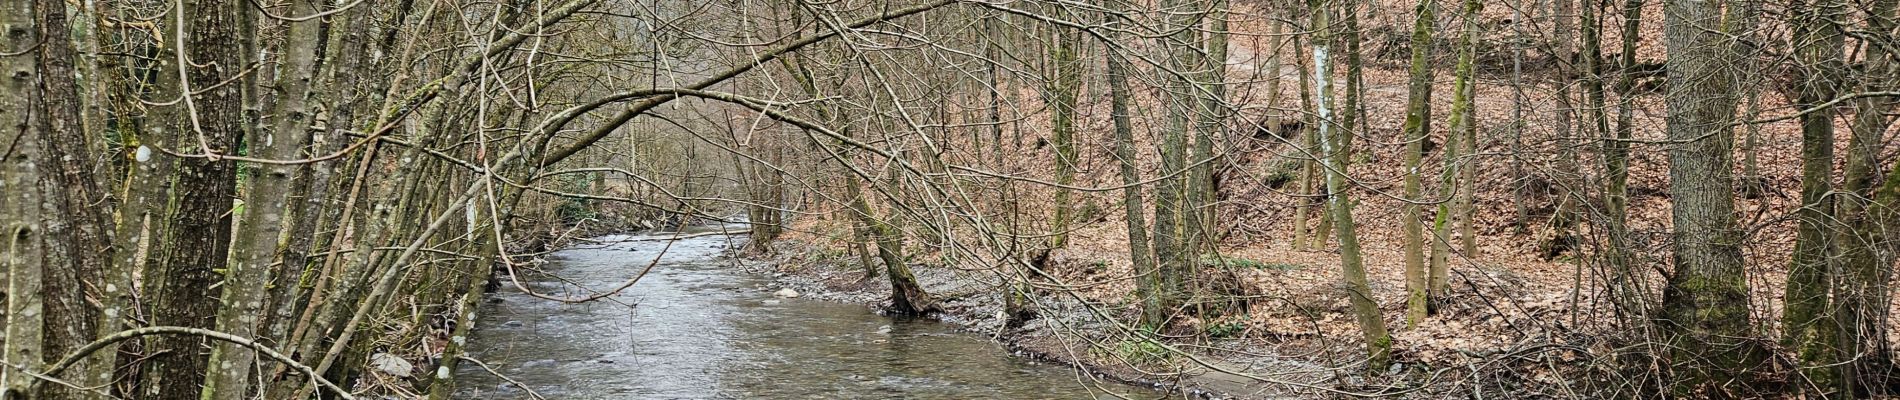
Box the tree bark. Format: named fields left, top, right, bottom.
left=1312, top=0, right=1392, bottom=370
left=1433, top=0, right=1481, bottom=305
left=1401, top=0, right=1436, bottom=327
left=2, top=6, right=47, bottom=393
left=1780, top=0, right=1847, bottom=392
left=31, top=0, right=118, bottom=395
left=142, top=0, right=249, bottom=396
left=1046, top=1, right=1080, bottom=250
left=1105, top=0, right=1161, bottom=328
left=1658, top=0, right=1763, bottom=393
left=201, top=0, right=324, bottom=395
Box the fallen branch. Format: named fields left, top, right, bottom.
left=31, top=326, right=355, bottom=399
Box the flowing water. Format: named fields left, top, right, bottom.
left=453, top=227, right=1156, bottom=399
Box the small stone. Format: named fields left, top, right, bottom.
left=369, top=353, right=414, bottom=378
left=762, top=299, right=781, bottom=305
left=503, top=320, right=523, bottom=327
left=773, top=288, right=800, bottom=298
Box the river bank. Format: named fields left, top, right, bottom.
left=739, top=240, right=1344, bottom=399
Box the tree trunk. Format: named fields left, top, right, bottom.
left=1780, top=0, right=1847, bottom=392
left=1433, top=0, right=1481, bottom=305
left=201, top=0, right=323, bottom=395
left=142, top=0, right=249, bottom=396
left=2, top=6, right=47, bottom=392
left=1151, top=0, right=1204, bottom=326
left=1401, top=0, right=1436, bottom=327
left=1604, top=0, right=1646, bottom=319
left=1105, top=0, right=1161, bottom=328
left=1046, top=2, right=1080, bottom=250
left=1191, top=0, right=1230, bottom=248
left=1545, top=0, right=1583, bottom=260
left=1658, top=0, right=1763, bottom=393
left=1312, top=0, right=1392, bottom=370
left=1835, top=0, right=1899, bottom=389
left=1291, top=30, right=1316, bottom=252
left=31, top=0, right=119, bottom=395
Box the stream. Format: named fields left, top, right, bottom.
left=452, top=226, right=1157, bottom=399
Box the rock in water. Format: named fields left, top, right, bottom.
left=370, top=353, right=414, bottom=378
left=773, top=288, right=801, bottom=298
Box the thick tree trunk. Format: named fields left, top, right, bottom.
left=1658, top=0, right=1763, bottom=393
left=31, top=0, right=119, bottom=395
left=142, top=0, right=249, bottom=396
left=1151, top=0, right=1203, bottom=326
left=1835, top=0, right=1899, bottom=389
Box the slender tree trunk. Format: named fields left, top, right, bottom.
left=1781, top=0, right=1847, bottom=392
left=1509, top=1, right=1530, bottom=232
left=201, top=0, right=324, bottom=395
left=1311, top=0, right=1391, bottom=370
left=1292, top=29, right=1316, bottom=252
left=1192, top=0, right=1230, bottom=247
left=1, top=6, right=47, bottom=392
left=1105, top=0, right=1160, bottom=327
left=1046, top=3, right=1080, bottom=250
left=1604, top=0, right=1645, bottom=319
left=1401, top=0, right=1436, bottom=327
left=1453, top=0, right=1482, bottom=257
left=1433, top=0, right=1481, bottom=304
left=1545, top=0, right=1583, bottom=259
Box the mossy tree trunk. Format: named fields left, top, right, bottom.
left=1658, top=0, right=1763, bottom=393
left=1400, top=0, right=1436, bottom=327
left=1781, top=0, right=1848, bottom=393
left=1045, top=1, right=1081, bottom=250
left=1432, top=0, right=1481, bottom=306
